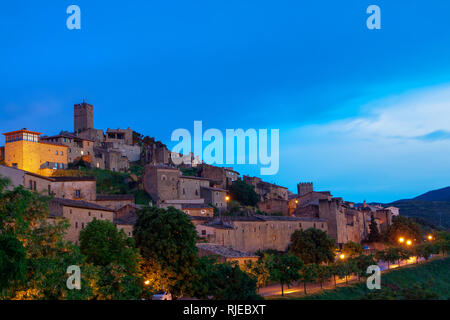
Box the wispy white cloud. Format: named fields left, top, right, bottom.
left=280, top=84, right=450, bottom=202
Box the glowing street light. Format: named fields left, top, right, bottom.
left=225, top=196, right=230, bottom=202
left=427, top=235, right=433, bottom=241
left=398, top=237, right=405, bottom=244
left=406, top=240, right=412, bottom=246
left=339, top=253, right=345, bottom=260
left=144, top=280, right=150, bottom=285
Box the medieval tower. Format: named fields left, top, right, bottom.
left=297, top=182, right=313, bottom=196
left=74, top=102, right=94, bottom=134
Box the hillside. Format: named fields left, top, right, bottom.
left=414, top=186, right=450, bottom=201
left=301, top=257, right=450, bottom=300
left=387, top=199, right=450, bottom=230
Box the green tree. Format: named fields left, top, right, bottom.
left=352, top=254, right=376, bottom=281
left=0, top=233, right=27, bottom=295
left=414, top=243, right=438, bottom=262
left=435, top=231, right=450, bottom=255
left=243, top=253, right=273, bottom=289
left=228, top=179, right=259, bottom=207
left=290, top=228, right=336, bottom=264
left=386, top=216, right=423, bottom=245
left=342, top=241, right=363, bottom=258
left=299, top=264, right=319, bottom=294
left=381, top=247, right=401, bottom=269
left=367, top=214, right=381, bottom=242
left=334, top=260, right=351, bottom=285
left=316, top=264, right=332, bottom=289
left=133, top=206, right=198, bottom=298
left=209, top=262, right=261, bottom=300
left=79, top=218, right=139, bottom=273
left=269, top=253, right=303, bottom=296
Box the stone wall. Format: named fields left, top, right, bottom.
left=203, top=216, right=328, bottom=253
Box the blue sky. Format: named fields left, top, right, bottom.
left=1, top=0, right=450, bottom=203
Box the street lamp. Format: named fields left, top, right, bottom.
left=225, top=196, right=230, bottom=202
left=339, top=253, right=345, bottom=260
left=406, top=240, right=412, bottom=246
left=398, top=237, right=405, bottom=244
left=144, top=280, right=150, bottom=285
left=427, top=235, right=433, bottom=241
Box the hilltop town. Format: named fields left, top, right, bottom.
left=0, top=101, right=401, bottom=263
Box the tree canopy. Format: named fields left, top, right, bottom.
left=290, top=228, right=336, bottom=264
left=79, top=218, right=139, bottom=273
left=133, top=206, right=198, bottom=298
left=228, top=179, right=259, bottom=207
left=386, top=216, right=423, bottom=245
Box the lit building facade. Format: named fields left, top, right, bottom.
left=3, top=129, right=68, bottom=176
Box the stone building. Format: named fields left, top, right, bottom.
left=114, top=204, right=140, bottom=237
left=92, top=194, right=135, bottom=210
left=243, top=175, right=288, bottom=201
left=49, top=198, right=115, bottom=244
left=0, top=164, right=97, bottom=200
left=93, top=147, right=129, bottom=172
left=288, top=189, right=332, bottom=215
left=178, top=176, right=210, bottom=200
left=2, top=129, right=68, bottom=176
left=200, top=186, right=228, bottom=212
left=73, top=102, right=141, bottom=170
left=287, top=182, right=383, bottom=246
left=143, top=164, right=180, bottom=203
left=143, top=164, right=230, bottom=212
left=258, top=198, right=289, bottom=215
left=74, top=102, right=94, bottom=134
left=297, top=182, right=313, bottom=196
left=40, top=132, right=95, bottom=164
left=197, top=164, right=239, bottom=189
left=199, top=215, right=327, bottom=253
left=77, top=128, right=106, bottom=146
left=106, top=128, right=133, bottom=146
left=181, top=203, right=214, bottom=218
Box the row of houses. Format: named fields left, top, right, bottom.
left=0, top=100, right=400, bottom=264
left=0, top=164, right=137, bottom=244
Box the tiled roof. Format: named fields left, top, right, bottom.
left=180, top=175, right=211, bottom=181
left=255, top=214, right=327, bottom=222
left=51, top=176, right=96, bottom=182
left=181, top=203, right=213, bottom=209
left=200, top=186, right=227, bottom=192
left=51, top=198, right=115, bottom=212
left=114, top=212, right=137, bottom=225
left=96, top=194, right=135, bottom=201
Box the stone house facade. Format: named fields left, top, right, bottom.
left=200, top=215, right=328, bottom=253
left=49, top=198, right=115, bottom=244
left=40, top=132, right=95, bottom=164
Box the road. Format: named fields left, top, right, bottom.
left=259, top=255, right=429, bottom=297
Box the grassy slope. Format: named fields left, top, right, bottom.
left=302, top=257, right=450, bottom=300
left=56, top=166, right=151, bottom=206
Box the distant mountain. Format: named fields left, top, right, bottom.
left=387, top=199, right=450, bottom=230
left=413, top=187, right=450, bottom=201
left=413, top=186, right=450, bottom=201
left=385, top=186, right=450, bottom=230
